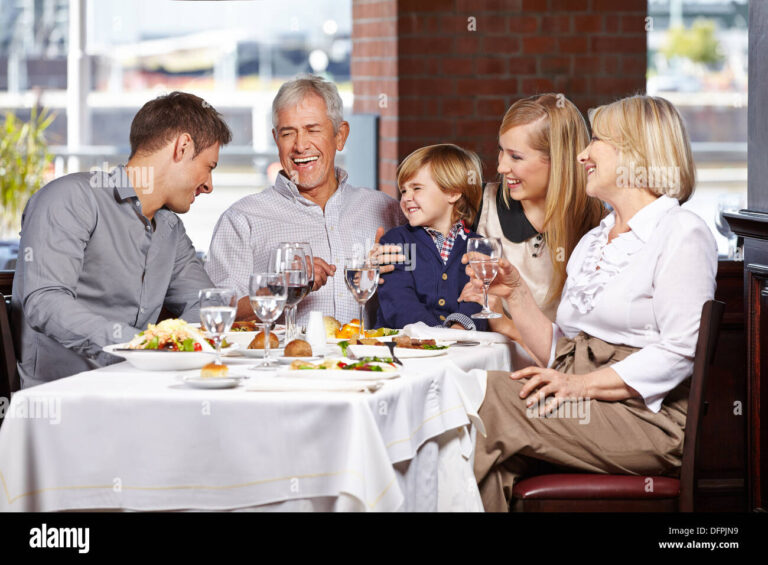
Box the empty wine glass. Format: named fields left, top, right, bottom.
left=343, top=255, right=379, bottom=337
left=270, top=245, right=309, bottom=342
left=467, top=237, right=502, bottom=319
left=714, top=193, right=745, bottom=259
left=248, top=272, right=287, bottom=368
left=198, top=288, right=237, bottom=366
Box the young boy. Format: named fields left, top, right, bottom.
left=376, top=144, right=488, bottom=330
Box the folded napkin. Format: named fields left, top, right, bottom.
left=402, top=322, right=512, bottom=345
left=246, top=376, right=383, bottom=393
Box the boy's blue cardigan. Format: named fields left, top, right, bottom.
left=375, top=224, right=488, bottom=330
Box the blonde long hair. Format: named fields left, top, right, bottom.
left=500, top=94, right=605, bottom=304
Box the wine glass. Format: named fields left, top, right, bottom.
left=714, top=194, right=745, bottom=259
left=198, top=288, right=237, bottom=366
left=248, top=272, right=287, bottom=368
left=343, top=255, right=379, bottom=337
left=290, top=242, right=315, bottom=291
left=270, top=245, right=309, bottom=342
left=467, top=237, right=503, bottom=319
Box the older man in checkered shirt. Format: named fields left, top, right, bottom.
left=205, top=75, right=405, bottom=326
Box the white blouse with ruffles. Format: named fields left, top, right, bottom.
left=548, top=195, right=718, bottom=413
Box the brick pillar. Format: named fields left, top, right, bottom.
left=352, top=0, right=648, bottom=196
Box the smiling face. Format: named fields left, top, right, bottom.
left=273, top=93, right=349, bottom=196
left=399, top=165, right=460, bottom=235
left=497, top=123, right=550, bottom=204
left=168, top=141, right=219, bottom=214
left=577, top=135, right=621, bottom=201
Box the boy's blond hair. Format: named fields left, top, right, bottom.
left=396, top=144, right=483, bottom=227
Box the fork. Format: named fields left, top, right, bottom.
left=384, top=341, right=404, bottom=366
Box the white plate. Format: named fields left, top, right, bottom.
left=277, top=356, right=324, bottom=365
left=347, top=344, right=451, bottom=359
left=326, top=331, right=401, bottom=344
left=239, top=347, right=285, bottom=359
left=182, top=376, right=242, bottom=389
left=277, top=360, right=400, bottom=381
left=104, top=344, right=218, bottom=371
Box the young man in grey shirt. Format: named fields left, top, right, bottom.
left=11, top=91, right=232, bottom=387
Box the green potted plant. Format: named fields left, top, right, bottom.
left=0, top=107, right=55, bottom=240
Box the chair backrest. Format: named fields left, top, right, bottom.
left=0, top=270, right=19, bottom=406
left=0, top=270, right=13, bottom=299
left=679, top=299, right=725, bottom=512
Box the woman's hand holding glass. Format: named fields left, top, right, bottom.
left=462, top=254, right=523, bottom=301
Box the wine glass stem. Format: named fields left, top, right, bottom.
left=359, top=304, right=365, bottom=337
left=264, top=327, right=271, bottom=362
left=214, top=335, right=223, bottom=365
left=483, top=283, right=491, bottom=312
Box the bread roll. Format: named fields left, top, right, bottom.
left=323, top=316, right=341, bottom=338
left=200, top=362, right=229, bottom=378
left=284, top=339, right=313, bottom=357
left=248, top=331, right=280, bottom=349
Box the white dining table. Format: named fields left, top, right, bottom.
left=0, top=341, right=518, bottom=512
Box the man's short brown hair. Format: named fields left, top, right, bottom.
left=129, top=91, right=232, bottom=158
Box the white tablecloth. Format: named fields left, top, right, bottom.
left=0, top=343, right=515, bottom=512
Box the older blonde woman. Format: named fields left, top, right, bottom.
left=468, top=95, right=718, bottom=512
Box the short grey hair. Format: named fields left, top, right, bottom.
left=272, top=74, right=344, bottom=134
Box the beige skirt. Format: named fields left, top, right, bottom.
left=473, top=331, right=689, bottom=512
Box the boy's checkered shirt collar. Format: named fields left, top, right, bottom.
left=423, top=220, right=469, bottom=263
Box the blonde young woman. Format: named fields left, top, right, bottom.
left=467, top=95, right=717, bottom=512
left=470, top=94, right=604, bottom=330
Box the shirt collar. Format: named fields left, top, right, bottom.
left=494, top=183, right=539, bottom=243
left=273, top=166, right=349, bottom=205
left=108, top=164, right=178, bottom=229
left=109, top=165, right=137, bottom=202
left=627, top=195, right=678, bottom=242
left=424, top=220, right=467, bottom=241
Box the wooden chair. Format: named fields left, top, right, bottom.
left=510, top=299, right=726, bottom=512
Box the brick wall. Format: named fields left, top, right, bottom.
left=351, top=0, right=647, bottom=196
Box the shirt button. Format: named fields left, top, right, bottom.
left=438, top=298, right=446, bottom=306
left=439, top=315, right=446, bottom=321
left=145, top=225, right=151, bottom=231
left=441, top=273, right=448, bottom=281
left=140, top=307, right=145, bottom=313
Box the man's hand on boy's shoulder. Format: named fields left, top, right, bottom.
left=371, top=226, right=407, bottom=284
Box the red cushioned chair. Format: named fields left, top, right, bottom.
left=510, top=299, right=725, bottom=512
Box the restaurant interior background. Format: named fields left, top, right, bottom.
left=0, top=0, right=759, bottom=513
left=0, top=0, right=749, bottom=261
